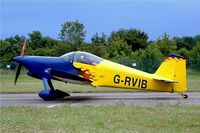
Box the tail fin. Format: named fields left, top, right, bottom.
left=154, top=53, right=187, bottom=92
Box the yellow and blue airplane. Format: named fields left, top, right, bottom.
left=12, top=42, right=187, bottom=100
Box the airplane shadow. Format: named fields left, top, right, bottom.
left=57, top=96, right=181, bottom=102
left=62, top=96, right=96, bottom=101
left=35, top=95, right=185, bottom=105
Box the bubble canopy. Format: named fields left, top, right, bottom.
left=61, top=51, right=103, bottom=65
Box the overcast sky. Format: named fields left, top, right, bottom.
left=1, top=0, right=200, bottom=41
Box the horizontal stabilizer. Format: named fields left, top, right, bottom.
left=153, top=75, right=178, bottom=83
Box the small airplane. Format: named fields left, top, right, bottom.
left=12, top=39, right=188, bottom=100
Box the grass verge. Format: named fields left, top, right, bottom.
left=0, top=105, right=200, bottom=133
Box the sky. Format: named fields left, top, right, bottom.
left=1, top=0, right=200, bottom=42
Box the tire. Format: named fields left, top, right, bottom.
left=183, top=94, right=188, bottom=99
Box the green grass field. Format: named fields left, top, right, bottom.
left=0, top=69, right=200, bottom=93
left=0, top=105, right=200, bottom=133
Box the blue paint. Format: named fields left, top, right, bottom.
left=12, top=54, right=79, bottom=100
left=39, top=89, right=70, bottom=101
left=167, top=53, right=186, bottom=59
left=12, top=55, right=79, bottom=80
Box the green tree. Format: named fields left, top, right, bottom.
left=194, top=35, right=200, bottom=43
left=177, top=48, right=190, bottom=59
left=40, top=37, right=58, bottom=48
left=59, top=21, right=86, bottom=45
left=190, top=41, right=200, bottom=71
left=78, top=44, right=108, bottom=59
left=130, top=45, right=163, bottom=73
left=1, top=35, right=25, bottom=61
left=28, top=31, right=43, bottom=50
left=28, top=31, right=59, bottom=56
left=33, top=48, right=51, bottom=56
left=154, top=33, right=177, bottom=55
left=91, top=33, right=107, bottom=45
left=173, top=36, right=196, bottom=50
left=0, top=40, right=13, bottom=61
left=108, top=29, right=149, bottom=51
left=50, top=42, right=78, bottom=56
left=108, top=38, right=132, bottom=59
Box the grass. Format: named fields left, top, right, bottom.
left=0, top=69, right=200, bottom=93
left=0, top=105, right=200, bottom=133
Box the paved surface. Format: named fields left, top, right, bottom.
left=0, top=92, right=200, bottom=107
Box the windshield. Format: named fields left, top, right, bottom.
left=61, top=52, right=74, bottom=62
left=61, top=51, right=103, bottom=65
left=74, top=52, right=103, bottom=66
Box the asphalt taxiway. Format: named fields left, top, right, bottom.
left=0, top=92, right=200, bottom=107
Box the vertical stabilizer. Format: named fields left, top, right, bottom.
left=154, top=53, right=187, bottom=92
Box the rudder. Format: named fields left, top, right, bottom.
left=154, top=53, right=187, bottom=92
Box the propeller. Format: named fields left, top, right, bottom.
left=14, top=64, right=22, bottom=85
left=14, top=36, right=28, bottom=85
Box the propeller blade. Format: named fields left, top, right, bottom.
left=14, top=64, right=22, bottom=85
left=20, top=36, right=27, bottom=56
left=14, top=36, right=28, bottom=85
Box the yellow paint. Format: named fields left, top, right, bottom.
left=73, top=56, right=186, bottom=93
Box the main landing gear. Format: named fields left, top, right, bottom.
left=39, top=78, right=70, bottom=100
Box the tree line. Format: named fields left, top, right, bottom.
left=1, top=21, right=200, bottom=72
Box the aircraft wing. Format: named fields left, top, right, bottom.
left=153, top=75, right=178, bottom=83
left=45, top=68, right=92, bottom=85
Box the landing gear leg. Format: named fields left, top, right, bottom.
left=180, top=93, right=188, bottom=99
left=39, top=78, right=70, bottom=100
